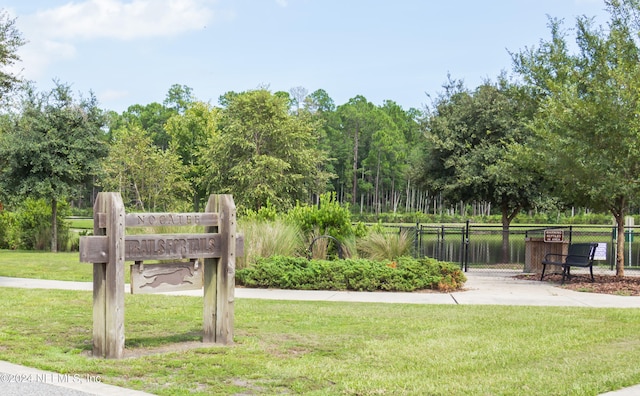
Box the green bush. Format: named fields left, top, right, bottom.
left=11, top=198, right=72, bottom=251
left=286, top=192, right=354, bottom=241
left=236, top=255, right=466, bottom=292
left=286, top=193, right=355, bottom=259
left=0, top=210, right=18, bottom=249
left=242, top=199, right=278, bottom=222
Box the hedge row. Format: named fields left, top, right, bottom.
left=236, top=256, right=466, bottom=292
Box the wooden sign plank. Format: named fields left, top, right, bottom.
left=125, top=234, right=222, bottom=260
left=80, top=233, right=245, bottom=263
left=130, top=261, right=203, bottom=294
left=125, top=213, right=218, bottom=228
left=80, top=236, right=109, bottom=263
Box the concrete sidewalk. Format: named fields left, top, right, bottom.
left=1, top=271, right=640, bottom=395
left=4, top=270, right=640, bottom=308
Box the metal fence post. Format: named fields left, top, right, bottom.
left=415, top=222, right=420, bottom=257
left=569, top=225, right=573, bottom=244
left=464, top=220, right=470, bottom=272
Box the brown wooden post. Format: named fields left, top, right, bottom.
left=92, top=192, right=125, bottom=358
left=203, top=194, right=236, bottom=344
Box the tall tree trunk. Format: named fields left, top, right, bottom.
left=500, top=200, right=522, bottom=264
left=352, top=123, right=359, bottom=206
left=374, top=150, right=381, bottom=215
left=405, top=179, right=410, bottom=212
left=612, top=201, right=626, bottom=277
left=51, top=197, right=58, bottom=253
left=193, top=188, right=200, bottom=212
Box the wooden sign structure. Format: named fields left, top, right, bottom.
left=80, top=192, right=239, bottom=359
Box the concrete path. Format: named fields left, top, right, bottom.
left=1, top=271, right=640, bottom=395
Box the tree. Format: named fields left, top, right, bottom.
left=335, top=96, right=378, bottom=206
left=0, top=82, right=108, bottom=252
left=163, top=83, right=194, bottom=114
left=164, top=101, right=219, bottom=211
left=301, top=89, right=340, bottom=204
left=417, top=77, right=540, bottom=262
left=512, top=1, right=640, bottom=275
left=202, top=89, right=332, bottom=211
left=304, top=89, right=335, bottom=114
left=289, top=86, right=308, bottom=113
left=108, top=86, right=192, bottom=150
left=0, top=10, right=26, bottom=105
left=99, top=125, right=190, bottom=211
left=380, top=101, right=423, bottom=213
left=362, top=111, right=406, bottom=215
left=112, top=102, right=175, bottom=150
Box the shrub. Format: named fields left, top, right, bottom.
left=237, top=219, right=304, bottom=269
left=358, top=229, right=414, bottom=261
left=242, top=199, right=278, bottom=222
left=11, top=198, right=72, bottom=251
left=0, top=210, right=18, bottom=249
left=286, top=192, right=354, bottom=241
left=285, top=193, right=355, bottom=260
left=236, top=255, right=466, bottom=292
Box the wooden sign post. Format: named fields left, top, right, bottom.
left=80, top=192, right=240, bottom=358
left=91, top=192, right=125, bottom=359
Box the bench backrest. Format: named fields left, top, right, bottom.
left=565, top=243, right=598, bottom=266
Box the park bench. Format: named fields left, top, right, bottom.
left=540, top=242, right=598, bottom=284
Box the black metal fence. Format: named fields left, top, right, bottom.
left=387, top=222, right=640, bottom=273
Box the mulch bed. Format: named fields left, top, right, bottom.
left=516, top=273, right=640, bottom=296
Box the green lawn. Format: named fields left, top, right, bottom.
left=67, top=217, right=93, bottom=230
left=0, top=250, right=93, bottom=281
left=2, top=251, right=640, bottom=394
left=0, top=250, right=130, bottom=282
left=1, top=287, right=640, bottom=395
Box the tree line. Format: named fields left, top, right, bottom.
left=1, top=1, right=640, bottom=275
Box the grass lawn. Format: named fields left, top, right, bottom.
left=1, top=288, right=640, bottom=395
left=67, top=217, right=93, bottom=230
left=2, top=251, right=640, bottom=394
left=0, top=250, right=132, bottom=282
left=0, top=250, right=93, bottom=281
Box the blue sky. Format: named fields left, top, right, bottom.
left=5, top=0, right=610, bottom=113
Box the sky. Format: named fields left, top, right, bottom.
left=4, top=0, right=611, bottom=113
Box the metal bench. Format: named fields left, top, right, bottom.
left=540, top=243, right=598, bottom=284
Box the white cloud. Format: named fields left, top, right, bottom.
left=30, top=0, right=215, bottom=40
left=10, top=38, right=76, bottom=81
left=275, top=0, right=288, bottom=7
left=12, top=0, right=217, bottom=80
